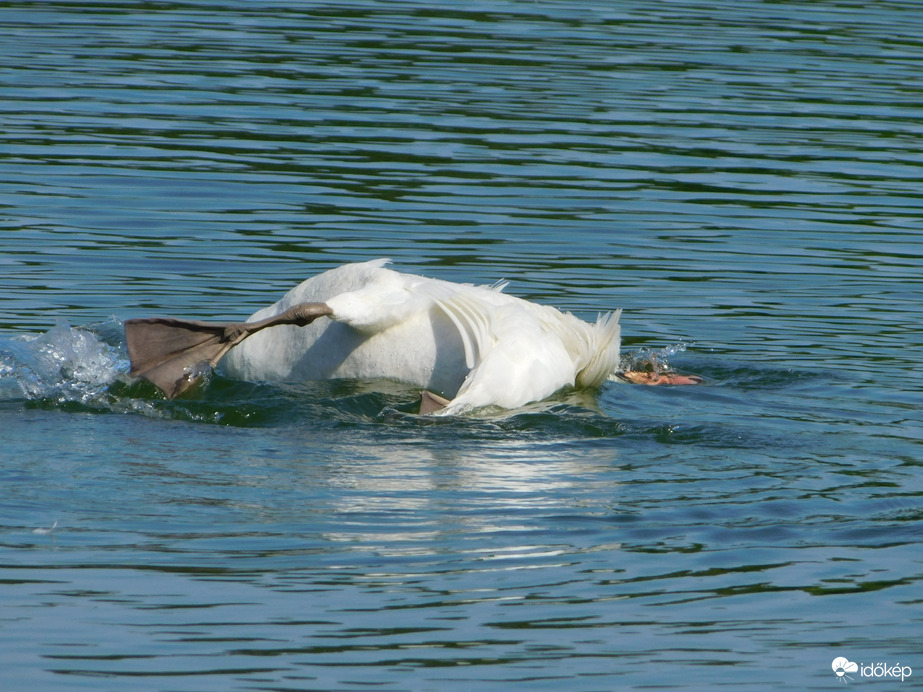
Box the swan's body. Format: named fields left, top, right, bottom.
left=222, top=259, right=621, bottom=414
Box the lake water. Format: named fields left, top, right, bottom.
left=2, top=1, right=922, bottom=689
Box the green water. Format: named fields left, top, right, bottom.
left=2, top=1, right=921, bottom=690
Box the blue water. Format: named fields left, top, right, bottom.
left=2, top=1, right=922, bottom=690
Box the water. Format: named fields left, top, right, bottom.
left=2, top=1, right=922, bottom=689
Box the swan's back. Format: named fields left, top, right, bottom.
left=222, top=260, right=621, bottom=413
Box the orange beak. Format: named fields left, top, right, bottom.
left=616, top=371, right=704, bottom=385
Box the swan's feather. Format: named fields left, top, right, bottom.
left=223, top=260, right=623, bottom=413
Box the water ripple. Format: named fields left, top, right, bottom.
left=3, top=2, right=923, bottom=690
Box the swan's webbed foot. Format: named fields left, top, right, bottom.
left=419, top=390, right=451, bottom=414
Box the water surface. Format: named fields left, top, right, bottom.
left=2, top=1, right=922, bottom=690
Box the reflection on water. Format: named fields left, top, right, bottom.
left=2, top=0, right=923, bottom=690
left=3, top=388, right=921, bottom=688
left=322, top=436, right=619, bottom=552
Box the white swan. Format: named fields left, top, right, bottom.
left=220, top=259, right=622, bottom=415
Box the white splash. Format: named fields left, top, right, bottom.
left=619, top=342, right=691, bottom=376
left=0, top=321, right=126, bottom=403
left=32, top=520, right=58, bottom=535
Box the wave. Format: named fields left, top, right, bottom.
left=1, top=322, right=822, bottom=445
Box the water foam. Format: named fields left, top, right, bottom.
left=619, top=342, right=691, bottom=377
left=0, top=321, right=127, bottom=404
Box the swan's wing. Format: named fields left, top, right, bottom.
left=427, top=291, right=578, bottom=414
left=324, top=267, right=505, bottom=343
left=430, top=287, right=496, bottom=370
left=324, top=268, right=432, bottom=333
left=424, top=275, right=514, bottom=370
left=441, top=313, right=575, bottom=415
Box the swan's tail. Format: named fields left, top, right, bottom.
left=575, top=309, right=622, bottom=389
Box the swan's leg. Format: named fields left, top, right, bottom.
left=419, top=390, right=451, bottom=414
left=125, top=302, right=332, bottom=398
